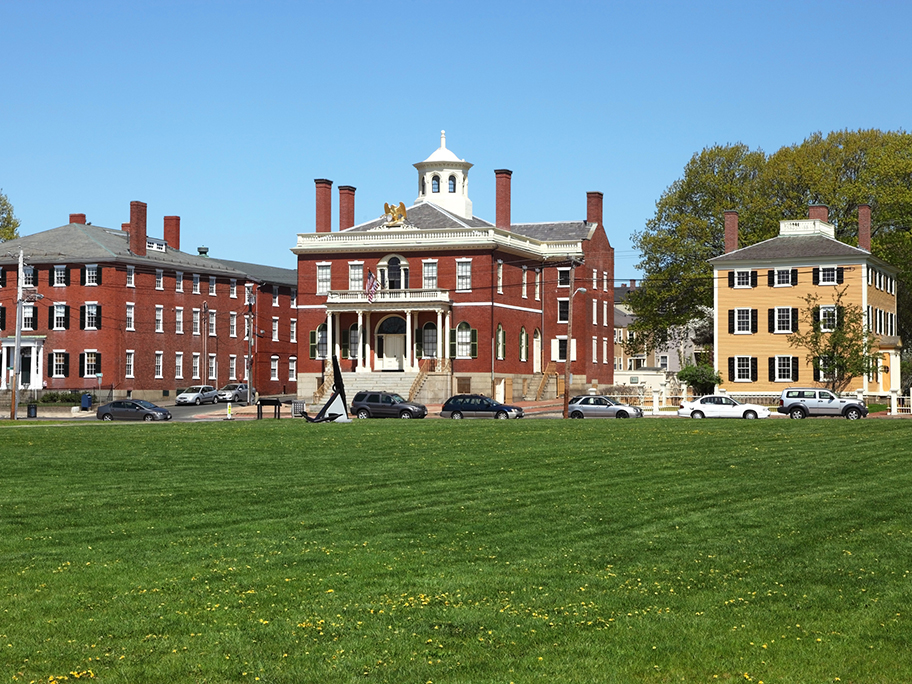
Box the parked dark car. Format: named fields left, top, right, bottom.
left=439, top=394, right=524, bottom=419
left=96, top=399, right=172, bottom=422
left=351, top=391, right=428, bottom=419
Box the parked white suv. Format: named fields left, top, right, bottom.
left=777, top=388, right=868, bottom=420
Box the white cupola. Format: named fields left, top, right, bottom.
left=414, top=130, right=474, bottom=219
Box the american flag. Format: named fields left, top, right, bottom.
left=365, top=270, right=379, bottom=303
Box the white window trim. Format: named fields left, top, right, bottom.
left=229, top=354, right=237, bottom=381
left=229, top=312, right=237, bottom=338
left=556, top=267, right=571, bottom=288
left=154, top=351, right=164, bottom=379
left=175, top=271, right=184, bottom=293
left=820, top=305, right=837, bottom=332
left=85, top=264, right=99, bottom=286
left=175, top=307, right=184, bottom=335
left=51, top=349, right=67, bottom=378
left=819, top=265, right=838, bottom=286
left=316, top=262, right=332, bottom=295
left=155, top=305, right=164, bottom=333
left=272, top=316, right=279, bottom=341
left=497, top=260, right=504, bottom=295
left=83, top=301, right=99, bottom=331
left=734, top=269, right=752, bottom=288
left=734, top=355, right=753, bottom=382
left=230, top=279, right=237, bottom=299
left=209, top=276, right=217, bottom=296
left=734, top=307, right=752, bottom=334
left=209, top=310, right=217, bottom=337
left=775, top=355, right=794, bottom=382
left=155, top=269, right=164, bottom=290
left=455, top=258, right=473, bottom=292
left=774, top=306, right=792, bottom=334
left=290, top=318, right=297, bottom=343
left=175, top=352, right=184, bottom=380
left=774, top=268, right=793, bottom=287
left=557, top=298, right=569, bottom=324
left=125, top=302, right=135, bottom=331
left=289, top=356, right=297, bottom=382
left=54, top=265, right=68, bottom=287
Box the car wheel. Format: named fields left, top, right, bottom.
left=495, top=411, right=508, bottom=419
left=399, top=410, right=412, bottom=419
left=451, top=411, right=463, bottom=420
left=570, top=410, right=584, bottom=419
left=691, top=411, right=704, bottom=419
left=356, top=408, right=370, bottom=419
left=616, top=411, right=629, bottom=419
left=194, top=397, right=201, bottom=405
left=102, top=413, right=113, bottom=421
left=789, top=406, right=806, bottom=419
left=143, top=414, right=154, bottom=422
left=212, top=396, right=218, bottom=403
left=845, top=407, right=862, bottom=420
left=744, top=410, right=757, bottom=420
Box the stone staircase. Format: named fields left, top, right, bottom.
left=340, top=372, right=419, bottom=398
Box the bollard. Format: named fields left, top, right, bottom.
left=226, top=402, right=233, bottom=421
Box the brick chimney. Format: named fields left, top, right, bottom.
left=587, top=191, right=604, bottom=228
left=121, top=222, right=130, bottom=231
left=495, top=169, right=512, bottom=230
left=339, top=186, right=356, bottom=231
left=857, top=204, right=871, bottom=251
left=69, top=213, right=86, bottom=225
left=724, top=210, right=739, bottom=253
left=164, top=216, right=181, bottom=251
left=129, top=201, right=147, bottom=256
left=315, top=179, right=333, bottom=233
left=809, top=204, right=828, bottom=222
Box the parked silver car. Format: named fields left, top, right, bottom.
left=175, top=385, right=219, bottom=405
left=568, top=395, right=643, bottom=419
left=217, top=383, right=256, bottom=404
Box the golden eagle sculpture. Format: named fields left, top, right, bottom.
left=384, top=202, right=408, bottom=224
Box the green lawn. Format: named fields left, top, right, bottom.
left=1, top=419, right=910, bottom=683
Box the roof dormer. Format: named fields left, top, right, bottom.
left=414, top=130, right=474, bottom=219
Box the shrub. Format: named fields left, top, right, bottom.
left=677, top=363, right=722, bottom=395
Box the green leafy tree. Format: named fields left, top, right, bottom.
left=787, top=287, right=881, bottom=394
left=0, top=189, right=21, bottom=242
left=676, top=363, right=722, bottom=396
left=630, top=129, right=912, bottom=352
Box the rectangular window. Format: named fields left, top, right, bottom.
left=456, top=260, right=472, bottom=291
left=735, top=356, right=753, bottom=381
left=244, top=315, right=250, bottom=339
left=154, top=352, right=163, bottom=379
left=54, top=303, right=68, bottom=330
left=603, top=301, right=608, bottom=327
left=52, top=351, right=67, bottom=378
left=230, top=279, right=237, bottom=298
left=557, top=337, right=568, bottom=362
left=125, top=303, right=134, bottom=331
left=291, top=289, right=297, bottom=307
left=497, top=261, right=503, bottom=294
left=290, top=319, right=297, bottom=343
left=592, top=269, right=597, bottom=290
left=229, top=355, right=237, bottom=380
left=55, top=265, right=68, bottom=287
left=603, top=271, right=608, bottom=292
left=350, top=263, right=364, bottom=291
left=535, top=270, right=541, bottom=301
left=175, top=271, right=184, bottom=292
left=243, top=355, right=249, bottom=380
left=175, top=307, right=184, bottom=334
left=192, top=353, right=200, bottom=379
left=592, top=336, right=598, bottom=363
left=209, top=276, right=217, bottom=296
left=155, top=269, right=164, bottom=290
left=208, top=354, right=217, bottom=381
left=192, top=309, right=200, bottom=335
left=84, top=303, right=98, bottom=330
left=521, top=267, right=528, bottom=299
left=776, top=355, right=794, bottom=382
left=272, top=317, right=279, bottom=341
left=775, top=307, right=793, bottom=333
left=659, top=354, right=669, bottom=371
left=557, top=267, right=570, bottom=287
left=175, top=352, right=184, bottom=380
left=245, top=283, right=254, bottom=304
left=735, top=308, right=752, bottom=333
left=592, top=299, right=598, bottom=323
left=270, top=356, right=279, bottom=381
left=229, top=312, right=237, bottom=337
left=557, top=299, right=569, bottom=323
left=602, top=337, right=608, bottom=364
left=23, top=266, right=35, bottom=287
left=422, top=260, right=438, bottom=290
left=272, top=284, right=279, bottom=306
left=155, top=305, right=164, bottom=333
left=208, top=310, right=216, bottom=336
left=316, top=264, right=331, bottom=295
left=192, top=274, right=200, bottom=294
left=84, top=351, right=97, bottom=376
left=820, top=305, right=837, bottom=332
left=289, top=357, right=297, bottom=382
left=820, top=267, right=837, bottom=285
left=775, top=269, right=793, bottom=286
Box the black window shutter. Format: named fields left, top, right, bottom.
left=750, top=357, right=758, bottom=382
left=0, top=268, right=5, bottom=287
left=812, top=267, right=820, bottom=285
left=96, top=305, right=102, bottom=329
left=48, top=306, right=54, bottom=329
left=812, top=306, right=820, bottom=332
left=0, top=305, right=5, bottom=330
left=80, top=267, right=86, bottom=286
left=96, top=267, right=102, bottom=286
left=728, top=310, right=735, bottom=334
left=309, top=330, right=317, bottom=359
left=836, top=267, right=844, bottom=284
left=65, top=268, right=71, bottom=286
left=767, top=270, right=774, bottom=287
left=449, top=329, right=456, bottom=358
left=768, top=357, right=776, bottom=382
left=414, top=329, right=422, bottom=358
left=79, top=353, right=85, bottom=377
left=96, top=353, right=102, bottom=373
left=750, top=271, right=758, bottom=288
left=791, top=356, right=799, bottom=381
left=64, top=306, right=70, bottom=330
left=470, top=328, right=478, bottom=359
left=836, top=305, right=845, bottom=329
left=813, top=363, right=820, bottom=382
left=768, top=309, right=775, bottom=333
left=791, top=308, right=799, bottom=333
left=728, top=357, right=735, bottom=382
left=63, top=353, right=70, bottom=378
left=79, top=306, right=86, bottom=330
left=728, top=272, right=735, bottom=288
left=341, top=331, right=349, bottom=360
left=751, top=309, right=758, bottom=334
left=791, top=268, right=798, bottom=286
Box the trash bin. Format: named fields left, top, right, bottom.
left=27, top=404, right=38, bottom=418
left=81, top=393, right=93, bottom=411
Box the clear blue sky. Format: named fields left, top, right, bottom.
left=3, top=0, right=910, bottom=280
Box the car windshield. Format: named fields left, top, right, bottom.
left=221, top=384, right=240, bottom=391
left=390, top=394, right=405, bottom=404
left=604, top=397, right=620, bottom=406
left=135, top=400, right=156, bottom=409
left=185, top=387, right=203, bottom=393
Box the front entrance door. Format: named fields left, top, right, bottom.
left=381, top=335, right=405, bottom=370
left=20, top=348, right=32, bottom=387
left=533, top=330, right=542, bottom=374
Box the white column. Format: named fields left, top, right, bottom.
left=651, top=387, right=660, bottom=415
left=333, top=312, right=341, bottom=360
left=356, top=310, right=364, bottom=372
left=325, top=311, right=333, bottom=363
left=0, top=346, right=7, bottom=390
left=405, top=310, right=413, bottom=370
left=444, top=311, right=451, bottom=361
left=436, top=309, right=443, bottom=361
left=34, top=344, right=43, bottom=390
left=364, top=312, right=372, bottom=371
left=890, top=388, right=898, bottom=415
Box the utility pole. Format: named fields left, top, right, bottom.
left=246, top=287, right=254, bottom=405
left=563, top=260, right=586, bottom=419
left=10, top=249, right=24, bottom=420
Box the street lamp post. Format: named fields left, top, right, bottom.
left=563, top=269, right=587, bottom=419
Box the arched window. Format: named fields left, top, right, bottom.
left=379, top=255, right=409, bottom=290
left=421, top=177, right=426, bottom=196
left=309, top=323, right=327, bottom=359
left=423, top=322, right=437, bottom=358
left=432, top=175, right=440, bottom=193
left=456, top=321, right=473, bottom=358
left=496, top=324, right=505, bottom=360
left=520, top=327, right=528, bottom=362
left=348, top=323, right=360, bottom=360
left=448, top=175, right=456, bottom=193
